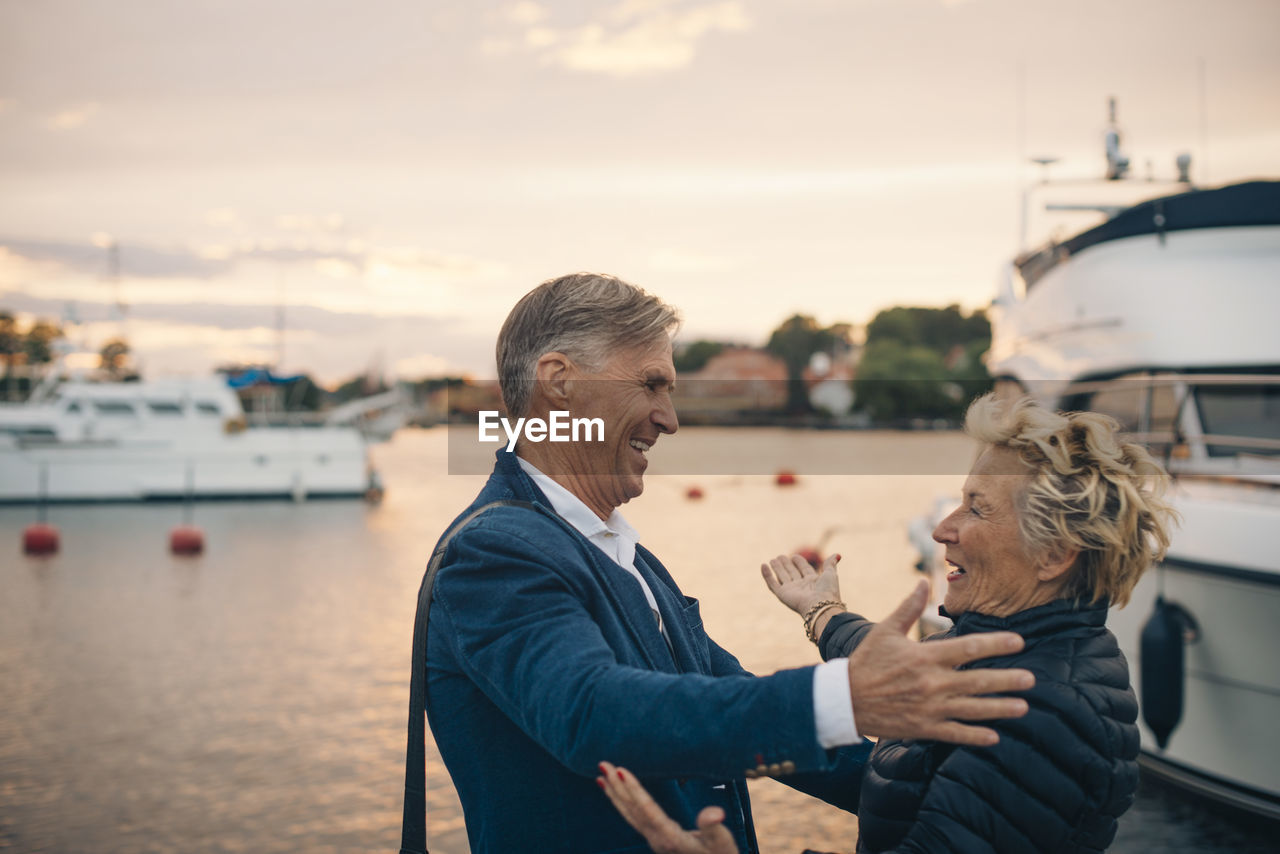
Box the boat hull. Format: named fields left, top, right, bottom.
left=1109, top=553, right=1280, bottom=818
left=0, top=428, right=370, bottom=503
left=913, top=180, right=1280, bottom=818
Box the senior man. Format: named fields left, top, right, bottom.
left=401, top=273, right=1032, bottom=854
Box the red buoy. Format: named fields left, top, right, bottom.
left=169, top=525, right=205, bottom=556
left=775, top=470, right=798, bottom=486
left=796, top=547, right=822, bottom=569
left=685, top=486, right=704, bottom=500
left=23, top=523, right=60, bottom=556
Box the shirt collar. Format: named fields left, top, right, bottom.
left=515, top=456, right=639, bottom=544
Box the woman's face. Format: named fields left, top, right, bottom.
left=932, top=445, right=1065, bottom=618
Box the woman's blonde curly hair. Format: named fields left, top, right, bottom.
left=964, top=393, right=1178, bottom=608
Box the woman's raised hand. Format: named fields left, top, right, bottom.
left=597, top=762, right=740, bottom=854
left=761, top=553, right=843, bottom=617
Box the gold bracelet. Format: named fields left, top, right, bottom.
left=802, top=599, right=846, bottom=644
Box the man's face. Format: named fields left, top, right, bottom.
left=566, top=339, right=678, bottom=513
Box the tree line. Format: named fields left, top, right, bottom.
left=5, top=303, right=993, bottom=423
left=676, top=304, right=993, bottom=423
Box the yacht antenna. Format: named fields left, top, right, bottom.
left=1015, top=60, right=1026, bottom=247
left=94, top=233, right=131, bottom=352
left=1105, top=96, right=1130, bottom=180
left=275, top=268, right=287, bottom=370
left=1197, top=57, right=1209, bottom=183
left=1019, top=156, right=1059, bottom=252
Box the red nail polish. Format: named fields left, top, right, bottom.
left=598, top=762, right=607, bottom=772
left=596, top=777, right=605, bottom=789
left=617, top=769, right=626, bottom=781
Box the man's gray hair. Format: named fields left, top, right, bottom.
left=496, top=273, right=681, bottom=418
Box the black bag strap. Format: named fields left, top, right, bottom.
left=399, top=498, right=538, bottom=854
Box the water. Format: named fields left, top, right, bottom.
left=1, top=428, right=1274, bottom=853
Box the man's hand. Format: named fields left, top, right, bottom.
left=847, top=580, right=1033, bottom=747
left=598, top=762, right=740, bottom=854
left=761, top=553, right=843, bottom=617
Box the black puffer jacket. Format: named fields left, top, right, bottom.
left=819, top=599, right=1139, bottom=854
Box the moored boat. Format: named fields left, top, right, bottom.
left=0, top=374, right=380, bottom=503
left=911, top=112, right=1280, bottom=819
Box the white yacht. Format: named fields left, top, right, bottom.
left=911, top=117, right=1280, bottom=818
left=0, top=374, right=381, bottom=502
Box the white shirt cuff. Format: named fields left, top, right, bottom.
left=813, top=657, right=859, bottom=749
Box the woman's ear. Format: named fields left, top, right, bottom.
left=533, top=352, right=573, bottom=408
left=1036, top=546, right=1080, bottom=583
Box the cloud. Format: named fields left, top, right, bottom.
left=204, top=208, right=243, bottom=230
left=0, top=232, right=513, bottom=369
left=47, top=102, right=100, bottom=130
left=0, top=289, right=493, bottom=382
left=504, top=1, right=548, bottom=26
left=393, top=352, right=456, bottom=378
left=275, top=212, right=346, bottom=232
left=0, top=235, right=507, bottom=289
left=0, top=237, right=233, bottom=279
left=494, top=0, right=751, bottom=77
left=648, top=247, right=736, bottom=273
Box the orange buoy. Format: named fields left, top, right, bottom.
left=685, top=486, right=704, bottom=500
left=23, top=523, right=60, bottom=556
left=775, top=470, right=798, bottom=486
left=169, top=525, right=205, bottom=556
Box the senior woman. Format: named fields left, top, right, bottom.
left=600, top=393, right=1175, bottom=854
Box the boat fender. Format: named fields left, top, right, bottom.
left=1139, top=596, right=1200, bottom=749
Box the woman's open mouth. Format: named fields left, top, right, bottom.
left=945, top=561, right=967, bottom=582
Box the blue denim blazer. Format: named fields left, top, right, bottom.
left=424, top=450, right=868, bottom=854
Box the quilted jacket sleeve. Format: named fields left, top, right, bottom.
left=873, top=659, right=1138, bottom=854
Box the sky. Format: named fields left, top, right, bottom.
left=1, top=0, right=1277, bottom=384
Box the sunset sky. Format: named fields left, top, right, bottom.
left=2, top=0, right=1277, bottom=383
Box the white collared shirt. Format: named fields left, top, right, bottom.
left=517, top=457, right=666, bottom=637
left=517, top=456, right=858, bottom=748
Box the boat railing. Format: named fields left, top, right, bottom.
left=242, top=411, right=332, bottom=429
left=1060, top=372, right=1280, bottom=485
left=1061, top=372, right=1280, bottom=393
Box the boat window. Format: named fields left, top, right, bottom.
left=194, top=401, right=222, bottom=416
left=1195, top=385, right=1280, bottom=458
left=6, top=426, right=57, bottom=439
left=65, top=400, right=82, bottom=415
left=1149, top=384, right=1180, bottom=429
left=1085, top=384, right=1143, bottom=434
left=146, top=401, right=185, bottom=416
left=93, top=401, right=138, bottom=416
left=1144, top=383, right=1181, bottom=457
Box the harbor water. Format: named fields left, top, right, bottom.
left=1, top=427, right=1275, bottom=853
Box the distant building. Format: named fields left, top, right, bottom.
left=675, top=347, right=788, bottom=417
left=803, top=354, right=856, bottom=415
left=437, top=379, right=503, bottom=420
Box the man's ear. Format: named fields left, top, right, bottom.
left=533, top=352, right=573, bottom=408
left=1036, top=545, right=1080, bottom=583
